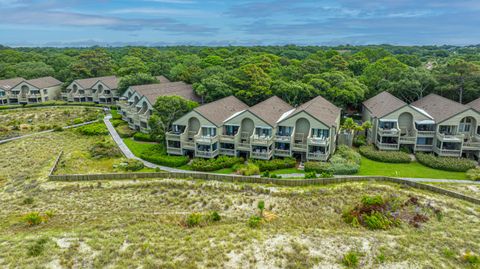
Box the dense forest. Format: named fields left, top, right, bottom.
left=1, top=44, right=480, bottom=110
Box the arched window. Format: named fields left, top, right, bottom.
left=73, top=84, right=78, bottom=91
left=21, top=85, right=29, bottom=92
left=98, top=84, right=103, bottom=92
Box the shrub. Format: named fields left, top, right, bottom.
left=111, top=110, right=123, bottom=120
left=416, top=153, right=476, bottom=172
left=22, top=197, right=34, bottom=205
left=235, top=163, right=260, bottom=176
left=304, top=171, right=316, bottom=179
left=23, top=212, right=43, bottom=226
left=247, top=215, right=262, bottom=228
left=353, top=135, right=367, bottom=147
left=467, top=168, right=480, bottom=181
left=462, top=251, right=480, bottom=265
left=359, top=145, right=411, bottom=163
left=261, top=171, right=279, bottom=178
left=27, top=238, right=49, bottom=257
left=133, top=132, right=156, bottom=142
left=320, top=172, right=333, bottom=178
left=342, top=251, right=360, bottom=267
left=363, top=211, right=393, bottom=230
left=116, top=125, right=136, bottom=138
left=72, top=118, right=84, bottom=124
left=210, top=211, right=221, bottom=222
left=190, top=156, right=244, bottom=172
left=77, top=122, right=108, bottom=136
left=330, top=159, right=359, bottom=175
left=52, top=125, right=64, bottom=132
left=89, top=141, right=122, bottom=159
left=111, top=119, right=126, bottom=127
left=361, top=195, right=383, bottom=206
left=335, top=145, right=361, bottom=164
left=253, top=157, right=296, bottom=172
left=117, top=159, right=144, bottom=171
left=140, top=152, right=189, bottom=167
left=304, top=161, right=333, bottom=173
left=185, top=213, right=202, bottom=227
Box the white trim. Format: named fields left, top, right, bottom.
left=223, top=110, right=246, bottom=122
left=277, top=108, right=295, bottom=123
left=411, top=105, right=434, bottom=119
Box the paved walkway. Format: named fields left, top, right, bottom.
left=0, top=120, right=99, bottom=145
left=103, top=115, right=480, bottom=185
left=103, top=115, right=185, bottom=172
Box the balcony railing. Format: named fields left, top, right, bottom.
left=195, top=149, right=218, bottom=158
left=250, top=134, right=274, bottom=145
left=182, top=141, right=195, bottom=149
left=220, top=148, right=236, bottom=156
left=166, top=132, right=182, bottom=141
left=417, top=130, right=435, bottom=136
left=237, top=142, right=250, bottom=149
left=251, top=150, right=273, bottom=160
left=463, top=140, right=480, bottom=149
left=307, top=152, right=329, bottom=161
left=195, top=135, right=218, bottom=144
left=220, top=134, right=237, bottom=142
left=415, top=144, right=434, bottom=151
left=166, top=147, right=182, bottom=155
left=292, top=143, right=307, bottom=151
left=275, top=134, right=292, bottom=142
left=376, top=142, right=399, bottom=150
left=378, top=128, right=400, bottom=136
left=274, top=149, right=290, bottom=156
left=308, top=136, right=329, bottom=145
left=433, top=147, right=461, bottom=157
left=437, top=133, right=464, bottom=141
left=399, top=136, right=416, bottom=144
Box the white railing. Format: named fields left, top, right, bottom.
left=307, top=152, right=329, bottom=161
left=415, top=144, right=433, bottom=151
left=417, top=130, right=435, bottom=136
left=437, top=133, right=464, bottom=141
left=378, top=128, right=400, bottom=136
left=251, top=151, right=273, bottom=159
left=399, top=136, right=416, bottom=143
left=195, top=149, right=219, bottom=158
left=166, top=132, right=182, bottom=141
left=182, top=141, right=195, bottom=148
left=308, top=136, right=329, bottom=145
left=433, top=147, right=461, bottom=157
left=220, top=148, right=235, bottom=156
left=220, top=134, right=236, bottom=142
left=376, top=142, right=399, bottom=150
left=463, top=141, right=480, bottom=148
left=292, top=143, right=307, bottom=150
left=274, top=149, right=290, bottom=156
left=166, top=147, right=182, bottom=155
left=250, top=134, right=274, bottom=145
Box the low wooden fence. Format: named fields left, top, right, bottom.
left=48, top=172, right=480, bottom=205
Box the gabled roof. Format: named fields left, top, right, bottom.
left=27, top=76, right=62, bottom=89
left=0, top=77, right=25, bottom=91
left=193, top=96, right=248, bottom=127
left=283, top=95, right=341, bottom=127
left=468, top=97, right=480, bottom=113
left=130, top=81, right=201, bottom=104
left=411, top=93, right=470, bottom=123
left=156, top=75, right=170, bottom=83
left=362, top=91, right=406, bottom=118
left=74, top=76, right=118, bottom=89
left=247, top=96, right=293, bottom=126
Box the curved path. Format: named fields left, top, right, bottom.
left=103, top=115, right=480, bottom=184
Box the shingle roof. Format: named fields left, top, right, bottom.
left=248, top=96, right=293, bottom=126
left=156, top=75, right=170, bottom=83
left=27, top=76, right=62, bottom=89
left=362, top=91, right=406, bottom=118
left=131, top=81, right=201, bottom=103
left=0, top=77, right=25, bottom=91
left=74, top=76, right=118, bottom=89
left=411, top=93, right=470, bottom=123
left=286, top=95, right=341, bottom=127
left=194, top=96, right=248, bottom=126
left=468, top=97, right=480, bottom=113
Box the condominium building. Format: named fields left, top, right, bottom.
left=62, top=76, right=119, bottom=104
left=0, top=76, right=62, bottom=105
left=117, top=78, right=201, bottom=132
left=363, top=91, right=480, bottom=157
left=166, top=95, right=342, bottom=161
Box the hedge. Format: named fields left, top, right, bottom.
left=359, top=145, right=411, bottom=163
left=304, top=145, right=361, bottom=175
left=76, top=122, right=109, bottom=136
left=133, top=132, right=157, bottom=142
left=416, top=153, right=476, bottom=172
left=116, top=125, right=136, bottom=138
left=304, top=162, right=333, bottom=173
left=253, top=157, right=296, bottom=172
left=140, top=149, right=189, bottom=167
left=111, top=119, right=126, bottom=127
left=190, top=156, right=244, bottom=172
left=466, top=168, right=480, bottom=181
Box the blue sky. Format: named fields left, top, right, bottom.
left=1, top=0, right=480, bottom=46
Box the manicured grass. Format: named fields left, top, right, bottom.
left=357, top=157, right=468, bottom=180
left=269, top=168, right=304, bottom=174
left=212, top=167, right=236, bottom=174
left=123, top=138, right=163, bottom=156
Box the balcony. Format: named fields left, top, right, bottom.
left=195, top=149, right=218, bottom=158
left=250, top=134, right=274, bottom=146
left=376, top=142, right=399, bottom=150
left=417, top=130, right=435, bottom=137
left=307, top=152, right=329, bottom=161
left=195, top=135, right=218, bottom=144
left=292, top=143, right=307, bottom=152
left=166, top=132, right=182, bottom=141
left=308, top=136, right=329, bottom=146
left=220, top=134, right=237, bottom=143
left=220, top=148, right=236, bottom=156
left=182, top=140, right=195, bottom=149
left=378, top=128, right=400, bottom=136
left=433, top=147, right=461, bottom=157
left=436, top=133, right=464, bottom=142
left=274, top=149, right=291, bottom=157
left=399, top=136, right=416, bottom=144
left=463, top=140, right=480, bottom=150
left=275, top=134, right=292, bottom=142
left=167, top=147, right=183, bottom=155
left=251, top=150, right=273, bottom=160
left=415, top=144, right=434, bottom=152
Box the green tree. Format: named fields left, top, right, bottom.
left=388, top=68, right=436, bottom=102
left=118, top=73, right=159, bottom=95
left=193, top=75, right=233, bottom=103
left=434, top=59, right=480, bottom=103
left=271, top=80, right=316, bottom=106
left=149, top=96, right=199, bottom=141
left=117, top=56, right=149, bottom=76
left=231, top=64, right=272, bottom=105
left=12, top=62, right=55, bottom=79
left=69, top=48, right=114, bottom=78
left=361, top=57, right=409, bottom=97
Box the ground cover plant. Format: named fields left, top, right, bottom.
left=304, top=145, right=361, bottom=175
left=190, top=156, right=244, bottom=172
left=359, top=145, right=411, bottom=163
left=253, top=157, right=296, bottom=172
left=416, top=153, right=477, bottom=172
left=0, top=106, right=102, bottom=140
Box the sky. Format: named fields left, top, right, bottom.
left=1, top=0, right=480, bottom=47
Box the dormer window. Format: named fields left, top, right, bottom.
left=73, top=84, right=78, bottom=92
left=98, top=84, right=103, bottom=93
left=21, top=85, right=29, bottom=92
left=0, top=90, right=4, bottom=97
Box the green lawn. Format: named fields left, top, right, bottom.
left=123, top=138, right=163, bottom=156
left=269, top=168, right=304, bottom=174
left=357, top=157, right=468, bottom=179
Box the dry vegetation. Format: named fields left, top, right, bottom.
left=1, top=108, right=480, bottom=268
left=427, top=183, right=480, bottom=200
left=0, top=106, right=102, bottom=140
